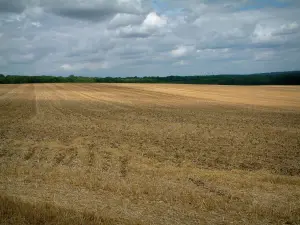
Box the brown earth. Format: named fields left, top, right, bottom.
left=1, top=83, right=300, bottom=225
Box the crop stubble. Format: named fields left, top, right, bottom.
left=1, top=83, right=300, bottom=225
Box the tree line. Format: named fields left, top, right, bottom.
left=1, top=71, right=300, bottom=85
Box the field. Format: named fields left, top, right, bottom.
left=1, top=83, right=300, bottom=225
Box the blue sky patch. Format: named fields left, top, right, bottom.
left=152, top=0, right=184, bottom=16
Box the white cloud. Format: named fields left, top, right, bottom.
left=116, top=12, right=167, bottom=38
left=252, top=21, right=300, bottom=43
left=31, top=22, right=41, bottom=27
left=143, top=12, right=167, bottom=29
left=61, top=64, right=73, bottom=71
left=277, top=21, right=299, bottom=34
left=173, top=60, right=189, bottom=66
left=252, top=24, right=275, bottom=43
left=61, top=61, right=110, bottom=71
left=171, top=46, right=194, bottom=58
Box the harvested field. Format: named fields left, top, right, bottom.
left=1, top=83, right=300, bottom=225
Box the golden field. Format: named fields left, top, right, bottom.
left=1, top=83, right=300, bottom=225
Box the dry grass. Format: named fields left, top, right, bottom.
left=0, top=194, right=139, bottom=225
left=1, top=83, right=300, bottom=225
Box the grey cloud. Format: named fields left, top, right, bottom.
left=45, top=0, right=145, bottom=22
left=0, top=0, right=26, bottom=14
left=108, top=14, right=144, bottom=29
left=65, top=53, right=106, bottom=64
left=8, top=53, right=35, bottom=64
left=117, top=29, right=151, bottom=38
left=111, top=45, right=151, bottom=61
left=51, top=7, right=117, bottom=22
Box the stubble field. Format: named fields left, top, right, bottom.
left=1, top=83, right=300, bottom=225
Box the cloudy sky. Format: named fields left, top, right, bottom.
left=0, top=0, right=300, bottom=76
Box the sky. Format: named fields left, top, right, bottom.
left=0, top=0, right=300, bottom=77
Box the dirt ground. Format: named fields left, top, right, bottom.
left=1, top=83, right=300, bottom=225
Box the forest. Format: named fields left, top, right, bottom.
left=1, top=71, right=300, bottom=85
